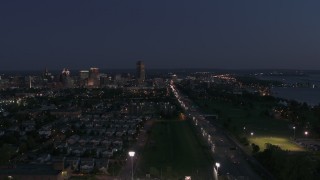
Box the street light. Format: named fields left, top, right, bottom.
left=250, top=132, right=254, bottom=136
left=215, top=162, right=220, bottom=176
left=293, top=126, right=296, bottom=139
left=128, top=151, right=135, bottom=180
left=304, top=131, right=308, bottom=136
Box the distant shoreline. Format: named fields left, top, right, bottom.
left=271, top=87, right=320, bottom=106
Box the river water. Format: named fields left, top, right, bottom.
left=271, top=87, right=320, bottom=106
left=259, top=74, right=320, bottom=106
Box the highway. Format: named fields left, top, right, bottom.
left=170, top=83, right=274, bottom=180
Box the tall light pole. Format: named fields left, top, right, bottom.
left=128, top=151, right=135, bottom=180
left=293, top=126, right=296, bottom=139
left=215, top=162, right=220, bottom=176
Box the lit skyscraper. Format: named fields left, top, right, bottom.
left=79, top=70, right=89, bottom=87
left=136, top=61, right=145, bottom=83
left=79, top=70, right=89, bottom=80
left=60, top=68, right=73, bottom=88
left=43, top=68, right=53, bottom=82
left=88, top=67, right=100, bottom=87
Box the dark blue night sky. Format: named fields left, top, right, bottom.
left=1, top=0, right=320, bottom=70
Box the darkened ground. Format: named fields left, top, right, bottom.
left=137, top=119, right=213, bottom=179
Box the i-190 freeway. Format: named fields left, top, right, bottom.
left=170, top=83, right=274, bottom=180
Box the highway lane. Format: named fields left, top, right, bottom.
left=170, top=83, right=272, bottom=180
left=213, top=127, right=261, bottom=179
left=189, top=111, right=262, bottom=180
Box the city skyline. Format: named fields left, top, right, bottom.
left=1, top=0, right=320, bottom=70
left=1, top=1, right=320, bottom=178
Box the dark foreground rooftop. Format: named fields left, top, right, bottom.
left=0, top=164, right=60, bottom=175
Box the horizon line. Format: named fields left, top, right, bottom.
left=0, top=68, right=320, bottom=71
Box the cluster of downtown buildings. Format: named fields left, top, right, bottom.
left=0, top=68, right=273, bottom=179
left=0, top=61, right=179, bottom=179
left=0, top=61, right=148, bottom=89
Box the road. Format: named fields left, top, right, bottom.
left=212, top=125, right=262, bottom=179
left=171, top=83, right=274, bottom=180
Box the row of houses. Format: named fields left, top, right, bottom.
left=46, top=115, right=147, bottom=175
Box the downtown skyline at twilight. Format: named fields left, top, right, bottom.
left=1, top=1, right=320, bottom=179
left=1, top=0, right=320, bottom=70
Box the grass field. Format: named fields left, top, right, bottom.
left=197, top=99, right=291, bottom=136
left=196, top=99, right=306, bottom=152
left=249, top=136, right=305, bottom=151
left=138, top=119, right=212, bottom=179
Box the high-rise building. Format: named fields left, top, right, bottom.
left=136, top=61, right=145, bottom=83
left=60, top=68, right=73, bottom=88
left=79, top=70, right=89, bottom=80
left=88, top=67, right=100, bottom=87
left=78, top=70, right=89, bottom=87
left=99, top=74, right=110, bottom=87
left=42, top=68, right=53, bottom=82
left=29, top=76, right=32, bottom=89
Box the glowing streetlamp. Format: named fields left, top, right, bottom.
left=215, top=162, right=220, bottom=176
left=293, top=126, right=296, bottom=139
left=250, top=132, right=254, bottom=136
left=304, top=131, right=308, bottom=136
left=128, top=151, right=135, bottom=180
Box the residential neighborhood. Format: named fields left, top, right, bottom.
left=0, top=76, right=178, bottom=179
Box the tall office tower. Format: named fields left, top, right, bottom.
left=43, top=68, right=48, bottom=77
left=136, top=61, right=145, bottom=83
left=61, top=68, right=70, bottom=78
left=88, top=67, right=100, bottom=87
left=79, top=70, right=89, bottom=80
left=60, top=68, right=73, bottom=88
left=79, top=70, right=89, bottom=87
left=29, top=76, right=32, bottom=88
left=43, top=68, right=53, bottom=82
left=99, top=74, right=110, bottom=87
